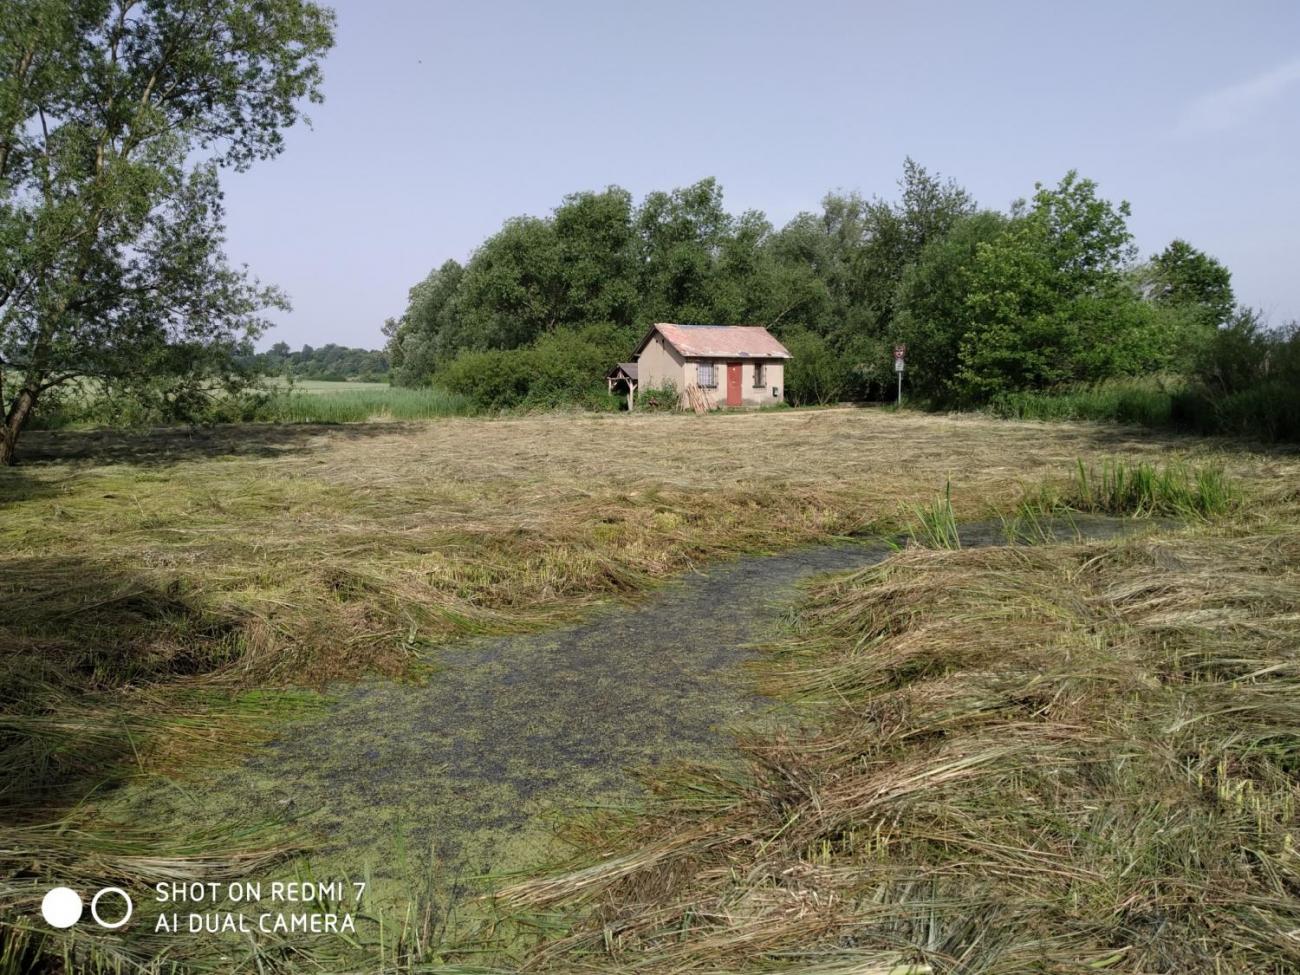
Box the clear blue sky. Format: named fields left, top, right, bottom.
left=220, top=0, right=1300, bottom=350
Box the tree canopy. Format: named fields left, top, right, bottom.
left=387, top=162, right=1234, bottom=409
left=0, top=0, right=335, bottom=462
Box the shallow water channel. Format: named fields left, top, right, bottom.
left=127, top=517, right=1142, bottom=917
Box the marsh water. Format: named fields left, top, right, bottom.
left=120, top=516, right=1144, bottom=916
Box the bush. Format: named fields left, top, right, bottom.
left=436, top=325, right=630, bottom=411
left=782, top=329, right=850, bottom=405
left=637, top=382, right=680, bottom=412
left=989, top=377, right=1179, bottom=427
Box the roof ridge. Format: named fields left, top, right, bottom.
left=656, top=322, right=767, bottom=329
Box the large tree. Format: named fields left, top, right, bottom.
left=1146, top=238, right=1235, bottom=328
left=955, top=172, right=1151, bottom=400
left=0, top=0, right=334, bottom=463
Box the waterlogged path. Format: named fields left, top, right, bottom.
left=133, top=518, right=1140, bottom=910
left=239, top=543, right=890, bottom=893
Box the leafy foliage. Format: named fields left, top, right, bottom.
left=387, top=162, right=1253, bottom=419
left=1146, top=238, right=1235, bottom=328
left=435, top=325, right=626, bottom=410
left=255, top=341, right=389, bottom=381
left=781, top=329, right=849, bottom=406
left=0, top=0, right=335, bottom=461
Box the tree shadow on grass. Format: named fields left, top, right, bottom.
left=0, top=463, right=63, bottom=505
left=0, top=554, right=250, bottom=818
left=13, top=421, right=411, bottom=469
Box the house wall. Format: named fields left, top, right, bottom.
left=687, top=359, right=785, bottom=407
left=632, top=327, right=787, bottom=409
left=636, top=332, right=687, bottom=399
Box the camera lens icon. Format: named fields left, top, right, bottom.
left=40, top=888, right=82, bottom=929
left=41, top=886, right=133, bottom=929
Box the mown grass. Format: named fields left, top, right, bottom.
left=496, top=489, right=1300, bottom=973
left=1, top=409, right=1294, bottom=971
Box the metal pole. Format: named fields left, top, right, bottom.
left=896, top=368, right=902, bottom=407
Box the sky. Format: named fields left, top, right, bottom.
left=219, top=0, right=1300, bottom=350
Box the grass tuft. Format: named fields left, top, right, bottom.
left=907, top=479, right=961, bottom=549
left=1066, top=457, right=1238, bottom=518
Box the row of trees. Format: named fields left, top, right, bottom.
left=253, top=342, right=389, bottom=382
left=385, top=162, right=1237, bottom=408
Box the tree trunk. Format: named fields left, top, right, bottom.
left=1, top=388, right=38, bottom=466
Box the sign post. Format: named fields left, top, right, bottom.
left=893, top=344, right=906, bottom=407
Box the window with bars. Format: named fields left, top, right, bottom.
left=697, top=362, right=717, bottom=387
left=753, top=363, right=765, bottom=387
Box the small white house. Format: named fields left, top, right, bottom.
left=612, top=323, right=791, bottom=410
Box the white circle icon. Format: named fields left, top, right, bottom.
left=90, top=887, right=133, bottom=929
left=41, top=887, right=83, bottom=928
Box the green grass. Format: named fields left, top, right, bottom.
left=258, top=384, right=475, bottom=422
left=988, top=375, right=1300, bottom=443
left=989, top=375, right=1181, bottom=427
left=1066, top=457, right=1237, bottom=518
left=907, top=479, right=961, bottom=549
left=276, top=379, right=394, bottom=394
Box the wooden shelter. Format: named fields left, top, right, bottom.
left=606, top=362, right=638, bottom=410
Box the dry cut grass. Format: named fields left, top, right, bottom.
left=498, top=506, right=1300, bottom=973
left=1, top=408, right=1296, bottom=972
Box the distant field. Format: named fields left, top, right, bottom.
left=273, top=378, right=393, bottom=393
left=264, top=381, right=474, bottom=421
left=29, top=378, right=476, bottom=427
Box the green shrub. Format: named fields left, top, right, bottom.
left=436, top=349, right=534, bottom=409
left=636, top=382, right=680, bottom=412
left=782, top=329, right=849, bottom=405
left=436, top=325, right=630, bottom=411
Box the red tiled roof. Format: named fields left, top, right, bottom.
left=636, top=323, right=792, bottom=359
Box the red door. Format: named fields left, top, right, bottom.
left=726, top=363, right=742, bottom=407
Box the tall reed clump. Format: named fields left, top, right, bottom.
left=908, top=479, right=961, bottom=549
left=1066, top=457, right=1237, bottom=518
left=990, top=375, right=1180, bottom=428
left=496, top=527, right=1300, bottom=974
